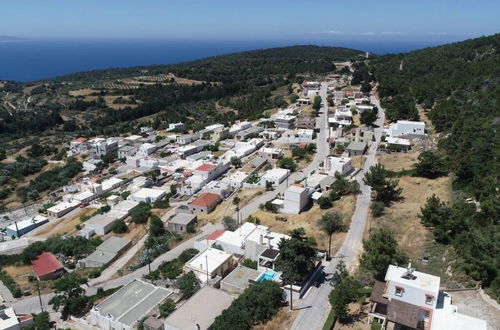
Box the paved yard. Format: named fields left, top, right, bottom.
left=451, top=290, right=500, bottom=330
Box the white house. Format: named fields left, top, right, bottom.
left=386, top=137, right=411, bottom=151
left=368, top=264, right=488, bottom=330
left=325, top=156, right=353, bottom=176
left=90, top=138, right=119, bottom=158
left=176, top=134, right=199, bottom=145
left=286, top=129, right=314, bottom=143
left=136, top=143, right=157, bottom=157
left=329, top=107, right=353, bottom=127
left=386, top=120, right=426, bottom=137
left=259, top=147, right=283, bottom=160
left=282, top=184, right=310, bottom=214
left=260, top=168, right=289, bottom=186
left=168, top=122, right=185, bottom=131
left=183, top=248, right=236, bottom=284
left=229, top=121, right=251, bottom=136
left=128, top=188, right=165, bottom=203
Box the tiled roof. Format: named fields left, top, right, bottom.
left=190, top=192, right=221, bottom=207
left=195, top=164, right=216, bottom=172
left=31, top=252, right=63, bottom=277
left=208, top=229, right=225, bottom=240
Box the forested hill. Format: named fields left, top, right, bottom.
left=0, top=45, right=363, bottom=138
left=370, top=34, right=499, bottom=299
left=47, top=45, right=364, bottom=83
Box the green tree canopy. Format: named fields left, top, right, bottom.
left=363, top=164, right=402, bottom=205
left=360, top=229, right=408, bottom=280
left=414, top=151, right=447, bottom=178
left=275, top=228, right=317, bottom=309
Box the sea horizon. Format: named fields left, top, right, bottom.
left=0, top=38, right=457, bottom=82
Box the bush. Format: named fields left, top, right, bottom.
left=213, top=281, right=283, bottom=330
left=159, top=298, right=176, bottom=318
left=223, top=216, right=238, bottom=231
left=88, top=269, right=101, bottom=279
left=370, top=202, right=385, bottom=217
left=241, top=259, right=257, bottom=269
left=186, top=224, right=196, bottom=234
left=264, top=201, right=279, bottom=213
left=111, top=220, right=127, bottom=233
left=318, top=197, right=333, bottom=209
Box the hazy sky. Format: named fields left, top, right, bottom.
left=1, top=0, right=498, bottom=41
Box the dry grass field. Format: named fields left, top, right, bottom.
left=34, top=208, right=94, bottom=238
left=253, top=308, right=298, bottom=330
left=379, top=150, right=420, bottom=172
left=365, top=175, right=452, bottom=262
left=198, top=188, right=264, bottom=223
left=250, top=195, right=356, bottom=252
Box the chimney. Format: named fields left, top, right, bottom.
left=259, top=234, right=263, bottom=245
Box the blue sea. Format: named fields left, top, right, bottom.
left=0, top=39, right=448, bottom=82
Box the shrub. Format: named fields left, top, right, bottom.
left=111, top=220, right=127, bottom=233
left=370, top=202, right=385, bottom=217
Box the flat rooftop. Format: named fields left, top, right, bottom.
left=96, top=236, right=131, bottom=254
left=221, top=265, right=262, bottom=290
left=385, top=265, right=440, bottom=293
left=169, top=213, right=197, bottom=226
left=95, top=279, right=172, bottom=327
left=165, top=286, right=234, bottom=330
left=186, top=248, right=233, bottom=274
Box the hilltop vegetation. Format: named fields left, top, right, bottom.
left=0, top=45, right=363, bottom=139
left=370, top=34, right=500, bottom=299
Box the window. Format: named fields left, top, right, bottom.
left=395, top=286, right=404, bottom=297
left=425, top=295, right=434, bottom=305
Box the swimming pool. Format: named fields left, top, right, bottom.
left=257, top=269, right=279, bottom=282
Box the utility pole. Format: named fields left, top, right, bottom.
left=205, top=255, right=209, bottom=286
left=36, top=278, right=44, bottom=312
left=14, top=221, right=20, bottom=239
left=146, top=229, right=152, bottom=276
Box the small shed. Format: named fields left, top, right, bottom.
left=32, top=252, right=64, bottom=281
left=167, top=213, right=197, bottom=233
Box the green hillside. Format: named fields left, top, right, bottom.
left=370, top=34, right=500, bottom=299
left=0, top=45, right=363, bottom=139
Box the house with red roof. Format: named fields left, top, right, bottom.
left=189, top=192, right=222, bottom=214
left=31, top=252, right=64, bottom=280
left=194, top=163, right=220, bottom=181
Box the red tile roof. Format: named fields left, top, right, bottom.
left=195, top=163, right=216, bottom=172
left=190, top=192, right=221, bottom=207
left=73, top=137, right=87, bottom=143
left=31, top=252, right=64, bottom=278
left=208, top=229, right=225, bottom=240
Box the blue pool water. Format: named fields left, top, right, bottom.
left=257, top=270, right=279, bottom=282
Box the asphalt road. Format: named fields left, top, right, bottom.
left=291, top=94, right=385, bottom=330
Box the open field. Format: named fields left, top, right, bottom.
left=198, top=188, right=264, bottom=223
left=3, top=265, right=53, bottom=294
left=365, top=175, right=452, bottom=262
left=250, top=195, right=356, bottom=252
left=379, top=150, right=420, bottom=172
